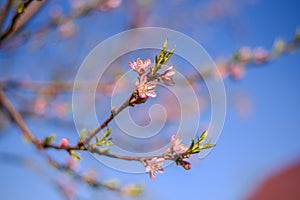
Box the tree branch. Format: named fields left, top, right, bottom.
left=0, top=87, right=42, bottom=148
left=0, top=0, right=46, bottom=45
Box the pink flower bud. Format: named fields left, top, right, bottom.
left=60, top=138, right=69, bottom=148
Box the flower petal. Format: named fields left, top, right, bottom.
left=149, top=171, right=156, bottom=180
left=146, top=91, right=156, bottom=98
left=162, top=78, right=175, bottom=86
left=139, top=92, right=147, bottom=98
left=128, top=62, right=136, bottom=70
left=145, top=166, right=151, bottom=173
left=147, top=82, right=157, bottom=90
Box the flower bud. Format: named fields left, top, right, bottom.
left=60, top=138, right=69, bottom=148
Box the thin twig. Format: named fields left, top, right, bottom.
left=0, top=0, right=46, bottom=45
left=82, top=92, right=133, bottom=144
left=0, top=88, right=169, bottom=163
left=0, top=88, right=41, bottom=148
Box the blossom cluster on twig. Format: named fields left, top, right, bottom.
left=0, top=38, right=215, bottom=200
left=214, top=29, right=300, bottom=80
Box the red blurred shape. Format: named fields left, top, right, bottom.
left=248, top=159, right=300, bottom=200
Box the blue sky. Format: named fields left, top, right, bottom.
left=0, top=0, right=300, bottom=199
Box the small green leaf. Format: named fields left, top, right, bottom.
left=185, top=130, right=215, bottom=155
left=44, top=133, right=56, bottom=145
left=96, top=128, right=114, bottom=146
left=70, top=150, right=80, bottom=161
left=197, top=130, right=208, bottom=145
left=96, top=139, right=114, bottom=146
left=103, top=128, right=112, bottom=138
left=17, top=1, right=25, bottom=13
left=151, top=38, right=176, bottom=75
left=162, top=38, right=168, bottom=52
left=199, top=143, right=216, bottom=150
left=165, top=45, right=176, bottom=60
left=79, top=128, right=87, bottom=140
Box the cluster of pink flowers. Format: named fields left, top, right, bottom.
left=215, top=46, right=270, bottom=80
left=144, top=135, right=189, bottom=179
left=128, top=58, right=181, bottom=179
left=237, top=46, right=269, bottom=64
left=128, top=58, right=176, bottom=105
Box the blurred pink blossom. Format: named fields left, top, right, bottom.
left=98, top=0, right=122, bottom=11
left=34, top=97, right=47, bottom=115
left=229, top=63, right=245, bottom=79
left=54, top=103, right=68, bottom=117
left=237, top=46, right=252, bottom=62
left=145, top=157, right=165, bottom=180
left=253, top=47, right=269, bottom=63
left=58, top=20, right=76, bottom=38
left=70, top=0, right=86, bottom=10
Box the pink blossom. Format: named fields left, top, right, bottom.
left=237, top=46, right=252, bottom=63
left=253, top=47, right=269, bottom=63
left=54, top=103, right=68, bottom=118
left=60, top=138, right=69, bottom=148
left=34, top=97, right=47, bottom=115
left=136, top=74, right=157, bottom=98
left=170, top=135, right=188, bottom=154
left=161, top=66, right=176, bottom=86
left=229, top=63, right=245, bottom=80
left=145, top=157, right=165, bottom=180
left=70, top=0, right=86, bottom=10
left=98, top=0, right=122, bottom=11
left=129, top=58, right=151, bottom=76
left=58, top=20, right=76, bottom=38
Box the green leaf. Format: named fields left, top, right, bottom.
left=96, top=128, right=114, bottom=146
left=197, top=130, right=208, bottom=145
left=185, top=130, right=215, bottom=155
left=70, top=150, right=80, bottom=161
left=151, top=38, right=176, bottom=75
left=162, top=38, right=168, bottom=52
left=103, top=128, right=111, bottom=138
left=165, top=45, right=176, bottom=60
left=44, top=133, right=56, bottom=145
left=17, top=1, right=25, bottom=13
left=96, top=139, right=114, bottom=146
left=79, top=128, right=87, bottom=140
left=199, top=143, right=216, bottom=150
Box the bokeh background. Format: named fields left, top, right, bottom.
left=0, top=0, right=300, bottom=200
